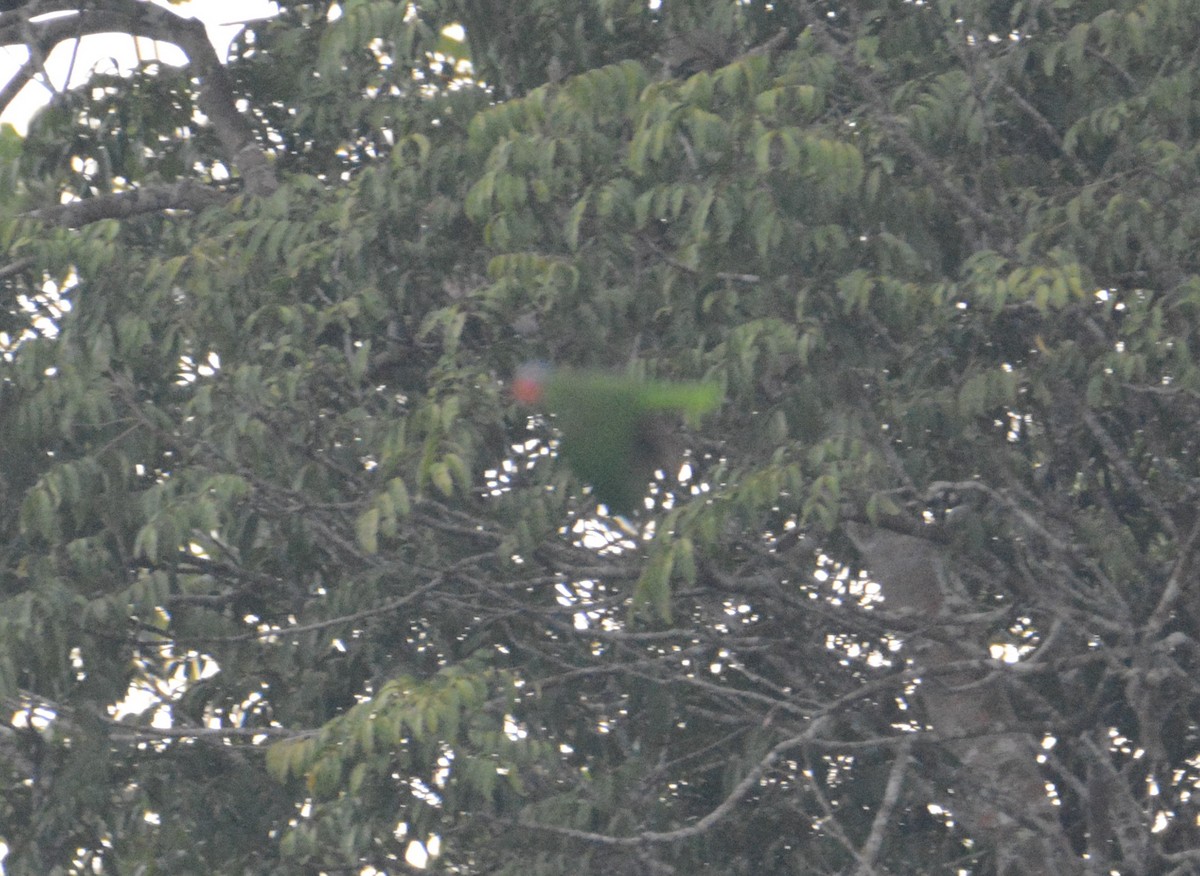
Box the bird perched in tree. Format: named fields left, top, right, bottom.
left=513, top=362, right=721, bottom=515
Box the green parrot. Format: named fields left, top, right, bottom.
left=513, top=362, right=721, bottom=514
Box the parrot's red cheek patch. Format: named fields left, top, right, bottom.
left=513, top=361, right=551, bottom=405
left=512, top=376, right=544, bottom=405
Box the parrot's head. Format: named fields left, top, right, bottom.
left=512, top=361, right=551, bottom=406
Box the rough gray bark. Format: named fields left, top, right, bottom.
left=845, top=523, right=1083, bottom=876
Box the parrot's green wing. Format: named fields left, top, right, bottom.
left=540, top=371, right=721, bottom=514
left=631, top=379, right=722, bottom=422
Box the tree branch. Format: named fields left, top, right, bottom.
left=509, top=720, right=830, bottom=846
left=1, top=0, right=277, bottom=197
left=25, top=179, right=231, bottom=226
left=0, top=53, right=39, bottom=112
left=855, top=736, right=913, bottom=874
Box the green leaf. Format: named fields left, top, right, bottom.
left=430, top=462, right=454, bottom=497
left=632, top=544, right=675, bottom=623
left=356, top=507, right=380, bottom=554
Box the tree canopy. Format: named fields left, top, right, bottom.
left=3, top=0, right=1200, bottom=873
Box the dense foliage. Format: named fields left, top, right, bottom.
left=4, top=0, right=1200, bottom=873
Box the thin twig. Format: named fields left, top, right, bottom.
left=855, top=736, right=914, bottom=874
left=508, top=720, right=829, bottom=846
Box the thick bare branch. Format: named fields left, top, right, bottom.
left=25, top=179, right=230, bottom=226
left=855, top=736, right=913, bottom=874
left=0, top=52, right=40, bottom=111
left=1, top=0, right=276, bottom=197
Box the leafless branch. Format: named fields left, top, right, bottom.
left=25, top=179, right=231, bottom=227
left=510, top=721, right=829, bottom=846
left=855, top=736, right=913, bottom=874
left=0, top=255, right=32, bottom=278
left=1, top=0, right=276, bottom=197
left=1079, top=404, right=1179, bottom=540
left=0, top=50, right=40, bottom=113
left=1144, top=515, right=1200, bottom=639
